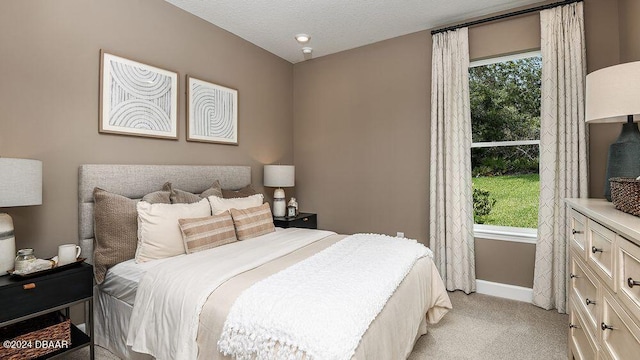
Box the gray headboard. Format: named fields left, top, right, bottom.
left=78, top=164, right=252, bottom=264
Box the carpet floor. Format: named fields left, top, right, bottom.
left=60, top=291, right=568, bottom=360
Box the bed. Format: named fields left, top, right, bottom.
left=78, top=164, right=451, bottom=360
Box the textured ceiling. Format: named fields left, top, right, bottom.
left=164, top=0, right=545, bottom=63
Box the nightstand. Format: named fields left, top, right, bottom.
left=0, top=262, right=94, bottom=359
left=273, top=212, right=317, bottom=229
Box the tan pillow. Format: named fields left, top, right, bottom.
left=135, top=198, right=211, bottom=263
left=142, top=182, right=172, bottom=203
left=230, top=203, right=276, bottom=240
left=178, top=212, right=237, bottom=253
left=222, top=185, right=259, bottom=199
left=171, top=180, right=223, bottom=204
left=92, top=187, right=170, bottom=284
left=208, top=193, right=264, bottom=215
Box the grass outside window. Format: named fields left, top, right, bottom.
left=472, top=174, right=539, bottom=229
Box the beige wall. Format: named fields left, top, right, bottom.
left=0, top=0, right=294, bottom=258
left=586, top=0, right=622, bottom=198
left=475, top=239, right=536, bottom=288
left=587, top=0, right=640, bottom=198
left=293, top=0, right=626, bottom=288
left=293, top=31, right=431, bottom=239
left=618, top=0, right=640, bottom=62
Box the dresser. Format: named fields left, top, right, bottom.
left=565, top=199, right=640, bottom=360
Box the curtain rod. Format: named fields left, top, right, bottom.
left=430, top=0, right=582, bottom=35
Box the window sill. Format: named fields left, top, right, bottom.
left=473, top=224, right=537, bottom=244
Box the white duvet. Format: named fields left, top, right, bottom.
left=126, top=228, right=336, bottom=360
left=218, top=233, right=431, bottom=360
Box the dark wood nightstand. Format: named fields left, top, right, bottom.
left=273, top=212, right=317, bottom=229
left=0, top=262, right=94, bottom=359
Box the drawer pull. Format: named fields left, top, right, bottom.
left=601, top=322, right=614, bottom=331
left=569, top=324, right=578, bottom=329
left=585, top=298, right=596, bottom=306
left=23, top=283, right=36, bottom=290
left=572, top=229, right=583, bottom=235
left=591, top=246, right=603, bottom=254
left=628, top=277, right=640, bottom=288
left=570, top=273, right=579, bottom=279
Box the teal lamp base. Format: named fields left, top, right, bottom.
left=604, top=116, right=640, bottom=201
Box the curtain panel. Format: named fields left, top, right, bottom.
left=533, top=2, right=588, bottom=312
left=429, top=28, right=476, bottom=293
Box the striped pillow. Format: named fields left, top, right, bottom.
left=178, top=212, right=237, bottom=254
left=230, top=203, right=276, bottom=240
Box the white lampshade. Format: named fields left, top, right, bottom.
left=0, top=158, right=42, bottom=207
left=0, top=158, right=42, bottom=274
left=264, top=165, right=295, bottom=188
left=586, top=61, right=640, bottom=123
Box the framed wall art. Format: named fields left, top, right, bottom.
left=99, top=50, right=178, bottom=139
left=186, top=75, right=238, bottom=145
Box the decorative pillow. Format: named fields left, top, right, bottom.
left=92, top=187, right=170, bottom=284
left=135, top=198, right=211, bottom=263
left=178, top=212, right=237, bottom=254
left=208, top=193, right=264, bottom=215
left=171, top=180, right=223, bottom=204
left=142, top=182, right=172, bottom=203
left=222, top=185, right=259, bottom=199
left=230, top=203, right=276, bottom=240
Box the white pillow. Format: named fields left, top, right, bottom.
left=208, top=193, right=264, bottom=215
left=135, top=198, right=211, bottom=263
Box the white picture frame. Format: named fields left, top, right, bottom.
left=186, top=75, right=238, bottom=145
left=99, top=50, right=178, bottom=140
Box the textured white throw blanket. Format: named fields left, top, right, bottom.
left=218, top=233, right=432, bottom=360
left=126, top=228, right=336, bottom=360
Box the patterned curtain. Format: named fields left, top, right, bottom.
left=533, top=2, right=588, bottom=312
left=429, top=28, right=476, bottom=293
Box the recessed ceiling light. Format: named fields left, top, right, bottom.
left=295, top=34, right=311, bottom=44
left=302, top=47, right=313, bottom=55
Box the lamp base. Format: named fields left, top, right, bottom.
left=604, top=118, right=640, bottom=201
left=0, top=213, right=16, bottom=274
left=272, top=188, right=286, bottom=217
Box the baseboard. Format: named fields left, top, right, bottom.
left=476, top=279, right=533, bottom=303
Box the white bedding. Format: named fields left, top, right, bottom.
left=100, top=257, right=175, bottom=306
left=218, top=233, right=432, bottom=360
left=126, top=228, right=337, bottom=360
left=99, top=227, right=292, bottom=306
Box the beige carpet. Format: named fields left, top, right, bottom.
left=60, top=291, right=568, bottom=360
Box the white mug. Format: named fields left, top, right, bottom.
left=58, top=244, right=81, bottom=266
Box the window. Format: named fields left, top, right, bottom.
left=469, top=51, right=541, bottom=240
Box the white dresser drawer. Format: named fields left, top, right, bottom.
left=566, top=199, right=640, bottom=360
left=571, top=254, right=601, bottom=336
left=600, top=290, right=640, bottom=360
left=588, top=220, right=616, bottom=289
left=570, top=299, right=599, bottom=360
left=570, top=209, right=588, bottom=259
left=617, top=236, right=640, bottom=324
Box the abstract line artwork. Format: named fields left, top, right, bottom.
left=187, top=76, right=238, bottom=145
left=99, top=51, right=178, bottom=139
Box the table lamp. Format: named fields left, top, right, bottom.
left=263, top=165, right=294, bottom=217
left=0, top=158, right=42, bottom=273
left=586, top=61, right=640, bottom=201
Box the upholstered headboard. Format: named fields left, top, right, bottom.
left=78, top=164, right=252, bottom=264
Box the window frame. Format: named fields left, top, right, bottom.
left=470, top=50, right=542, bottom=243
